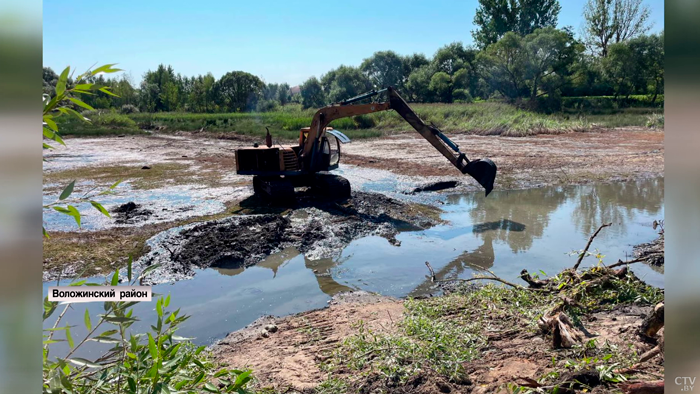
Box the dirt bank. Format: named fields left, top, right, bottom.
left=634, top=234, right=664, bottom=268
left=210, top=292, right=403, bottom=392
left=211, top=271, right=664, bottom=393
left=132, top=191, right=442, bottom=284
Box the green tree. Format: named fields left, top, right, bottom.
left=605, top=31, right=664, bottom=100
left=478, top=32, right=528, bottom=100
left=636, top=31, right=664, bottom=102
left=214, top=71, right=265, bottom=112
left=321, top=65, right=372, bottom=103
left=300, top=76, right=326, bottom=109
left=478, top=28, right=580, bottom=103
left=604, top=42, right=636, bottom=98
left=110, top=75, right=138, bottom=107
left=139, top=64, right=180, bottom=112
left=202, top=73, right=216, bottom=112
left=402, top=53, right=430, bottom=77
left=278, top=82, right=292, bottom=105
left=406, top=65, right=435, bottom=102
left=263, top=83, right=280, bottom=101
left=472, top=0, right=561, bottom=48
left=523, top=27, right=582, bottom=100
left=43, top=67, right=59, bottom=96
left=360, top=50, right=406, bottom=89
left=432, top=43, right=480, bottom=97
left=583, top=0, right=651, bottom=57
left=429, top=71, right=453, bottom=102
left=433, top=42, right=473, bottom=75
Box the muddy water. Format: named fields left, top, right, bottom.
left=43, top=177, right=663, bottom=357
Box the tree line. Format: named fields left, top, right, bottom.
left=42, top=0, right=663, bottom=113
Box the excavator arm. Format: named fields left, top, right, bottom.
left=301, top=87, right=497, bottom=196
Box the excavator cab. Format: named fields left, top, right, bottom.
left=299, top=127, right=348, bottom=171
left=236, top=87, right=497, bottom=201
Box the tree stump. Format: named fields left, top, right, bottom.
left=639, top=302, right=664, bottom=339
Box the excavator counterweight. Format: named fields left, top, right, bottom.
left=235, top=87, right=497, bottom=200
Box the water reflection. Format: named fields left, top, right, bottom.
left=444, top=178, right=664, bottom=255
left=408, top=219, right=525, bottom=296
left=570, top=178, right=664, bottom=237
left=215, top=247, right=355, bottom=297
left=43, top=178, right=665, bottom=352
left=446, top=187, right=568, bottom=253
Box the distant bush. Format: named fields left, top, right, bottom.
left=452, top=89, right=473, bottom=103
left=119, top=104, right=139, bottom=114
left=353, top=114, right=377, bottom=129
left=256, top=99, right=280, bottom=112
left=562, top=95, right=664, bottom=112
left=646, top=113, right=664, bottom=129
left=87, top=111, right=138, bottom=128
left=535, top=91, right=563, bottom=114
left=58, top=101, right=659, bottom=139
left=56, top=110, right=142, bottom=136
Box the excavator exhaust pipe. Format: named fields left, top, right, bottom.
left=463, top=158, right=497, bottom=197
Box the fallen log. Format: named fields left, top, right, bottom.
left=519, top=269, right=550, bottom=288
left=638, top=344, right=662, bottom=364
left=619, top=380, right=664, bottom=394
left=609, top=257, right=645, bottom=268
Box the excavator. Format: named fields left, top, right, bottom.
left=235, top=87, right=497, bottom=200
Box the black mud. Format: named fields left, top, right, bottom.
left=133, top=191, right=442, bottom=284
left=634, top=234, right=664, bottom=267
left=410, top=181, right=460, bottom=194
left=112, top=202, right=153, bottom=224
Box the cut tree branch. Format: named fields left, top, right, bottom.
left=436, top=269, right=526, bottom=290
left=573, top=222, right=612, bottom=270
left=425, top=261, right=436, bottom=282
left=608, top=257, right=645, bottom=268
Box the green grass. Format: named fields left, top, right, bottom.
left=324, top=266, right=662, bottom=387
left=55, top=110, right=145, bottom=136
left=326, top=286, right=555, bottom=384
left=56, top=102, right=663, bottom=139
left=561, top=95, right=664, bottom=112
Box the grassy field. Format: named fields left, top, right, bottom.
left=55, top=101, right=664, bottom=139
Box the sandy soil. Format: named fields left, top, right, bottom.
left=211, top=292, right=663, bottom=393
left=44, top=127, right=663, bottom=191
left=343, top=127, right=663, bottom=189
left=211, top=292, right=404, bottom=392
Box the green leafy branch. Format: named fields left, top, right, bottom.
left=43, top=64, right=122, bottom=238
left=43, top=179, right=122, bottom=236
left=43, top=64, right=122, bottom=150
left=43, top=260, right=253, bottom=394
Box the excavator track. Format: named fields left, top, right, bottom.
left=312, top=173, right=351, bottom=200
left=253, top=176, right=295, bottom=202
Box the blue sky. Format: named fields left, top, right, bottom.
left=43, top=0, right=664, bottom=86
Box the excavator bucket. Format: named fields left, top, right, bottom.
left=464, top=158, right=497, bottom=197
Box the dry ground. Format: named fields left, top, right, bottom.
left=342, top=127, right=663, bottom=189
left=45, top=127, right=663, bottom=190
left=212, top=290, right=664, bottom=394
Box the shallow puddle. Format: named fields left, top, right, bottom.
left=43, top=177, right=664, bottom=357
left=42, top=182, right=248, bottom=231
